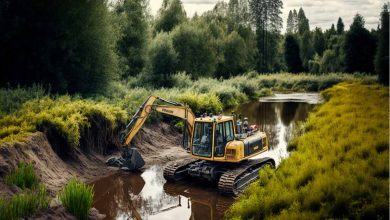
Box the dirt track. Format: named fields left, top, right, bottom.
left=0, top=121, right=188, bottom=219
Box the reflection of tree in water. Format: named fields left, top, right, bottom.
left=281, top=102, right=299, bottom=126
left=228, top=101, right=315, bottom=150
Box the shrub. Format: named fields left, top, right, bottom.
left=59, top=178, right=94, bottom=220
left=0, top=185, right=49, bottom=220
left=5, top=162, right=39, bottom=190
left=0, top=85, right=47, bottom=117
left=0, top=96, right=127, bottom=146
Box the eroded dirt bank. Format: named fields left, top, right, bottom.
left=0, top=121, right=188, bottom=219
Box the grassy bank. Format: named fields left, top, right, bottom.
left=0, top=73, right=376, bottom=146
left=0, top=163, right=50, bottom=220
left=227, top=82, right=389, bottom=219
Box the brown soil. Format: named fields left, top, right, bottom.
left=0, top=121, right=189, bottom=219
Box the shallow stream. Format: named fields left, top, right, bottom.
left=91, top=93, right=322, bottom=220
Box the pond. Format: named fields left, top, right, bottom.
left=91, top=93, right=322, bottom=220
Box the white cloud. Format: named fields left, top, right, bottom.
left=149, top=0, right=386, bottom=31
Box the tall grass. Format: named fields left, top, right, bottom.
left=5, top=162, right=39, bottom=189
left=227, top=82, right=389, bottom=219
left=0, top=96, right=127, bottom=146
left=0, top=185, right=49, bottom=220
left=59, top=178, right=94, bottom=220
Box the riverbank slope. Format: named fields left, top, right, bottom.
left=227, top=82, right=389, bottom=219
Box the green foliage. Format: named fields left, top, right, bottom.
left=154, top=0, right=187, bottom=33
left=59, top=178, right=94, bottom=220
left=344, top=14, right=376, bottom=74
left=0, top=85, right=47, bottom=117
left=146, top=32, right=178, bottom=87
left=297, top=7, right=310, bottom=35
left=227, top=82, right=389, bottom=219
left=336, top=17, right=344, bottom=34
left=114, top=0, right=149, bottom=77
left=0, top=185, right=50, bottom=220
left=0, top=0, right=118, bottom=95
left=375, top=4, right=389, bottom=85
left=0, top=96, right=127, bottom=146
left=313, top=28, right=326, bottom=56
left=5, top=162, right=39, bottom=190
left=171, top=23, right=216, bottom=78
left=284, top=35, right=302, bottom=73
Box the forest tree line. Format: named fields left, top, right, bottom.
left=0, top=0, right=388, bottom=95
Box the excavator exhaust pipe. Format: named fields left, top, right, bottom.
left=106, top=147, right=145, bottom=171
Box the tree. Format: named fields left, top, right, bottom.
left=313, top=27, right=326, bottom=56
left=154, top=0, right=187, bottom=33
left=115, top=0, right=149, bottom=77
left=218, top=31, right=248, bottom=77
left=284, top=35, right=302, bottom=73
left=293, top=9, right=298, bottom=33
left=249, top=0, right=283, bottom=72
left=0, top=0, right=117, bottom=95
left=286, top=10, right=294, bottom=33
left=171, top=23, right=216, bottom=78
left=300, top=31, right=314, bottom=70
left=146, top=32, right=178, bottom=87
left=375, top=4, right=389, bottom=85
left=344, top=14, right=376, bottom=73
left=297, top=7, right=310, bottom=35
left=227, top=0, right=251, bottom=30
left=337, top=17, right=344, bottom=34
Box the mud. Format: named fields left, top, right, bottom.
left=0, top=121, right=187, bottom=219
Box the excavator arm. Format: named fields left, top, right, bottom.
left=121, top=95, right=196, bottom=151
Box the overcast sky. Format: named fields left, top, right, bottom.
left=149, top=0, right=387, bottom=32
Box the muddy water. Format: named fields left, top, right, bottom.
left=91, top=93, right=321, bottom=220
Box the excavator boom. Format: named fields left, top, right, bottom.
left=110, top=96, right=195, bottom=171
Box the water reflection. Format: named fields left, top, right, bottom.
left=228, top=97, right=318, bottom=165
left=92, top=94, right=320, bottom=219
left=91, top=166, right=233, bottom=220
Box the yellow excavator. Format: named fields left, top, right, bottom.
left=118, top=96, right=275, bottom=195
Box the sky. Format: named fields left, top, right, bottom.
left=149, top=0, right=387, bottom=32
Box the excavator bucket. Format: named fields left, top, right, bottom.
left=106, top=147, right=145, bottom=171
left=122, top=147, right=145, bottom=171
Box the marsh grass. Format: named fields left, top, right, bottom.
left=59, top=178, right=94, bottom=220
left=0, top=184, right=49, bottom=220
left=227, top=82, right=389, bottom=219
left=5, top=162, right=39, bottom=189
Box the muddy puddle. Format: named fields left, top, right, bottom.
left=91, top=93, right=321, bottom=220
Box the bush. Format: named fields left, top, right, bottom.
left=0, top=96, right=127, bottom=146
left=5, top=162, right=39, bottom=189
left=0, top=185, right=49, bottom=220
left=227, top=82, right=389, bottom=219
left=59, top=178, right=94, bottom=220
left=0, top=85, right=47, bottom=117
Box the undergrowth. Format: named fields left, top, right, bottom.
left=0, top=96, right=127, bottom=146
left=0, top=163, right=49, bottom=220
left=0, top=73, right=376, bottom=145
left=0, top=185, right=49, bottom=220
left=5, top=162, right=39, bottom=189
left=227, top=82, right=389, bottom=219
left=59, top=178, right=94, bottom=220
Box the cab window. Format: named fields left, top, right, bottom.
left=214, top=120, right=234, bottom=157
left=192, top=122, right=213, bottom=157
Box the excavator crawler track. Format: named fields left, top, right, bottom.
left=163, top=158, right=198, bottom=181
left=218, top=158, right=274, bottom=195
